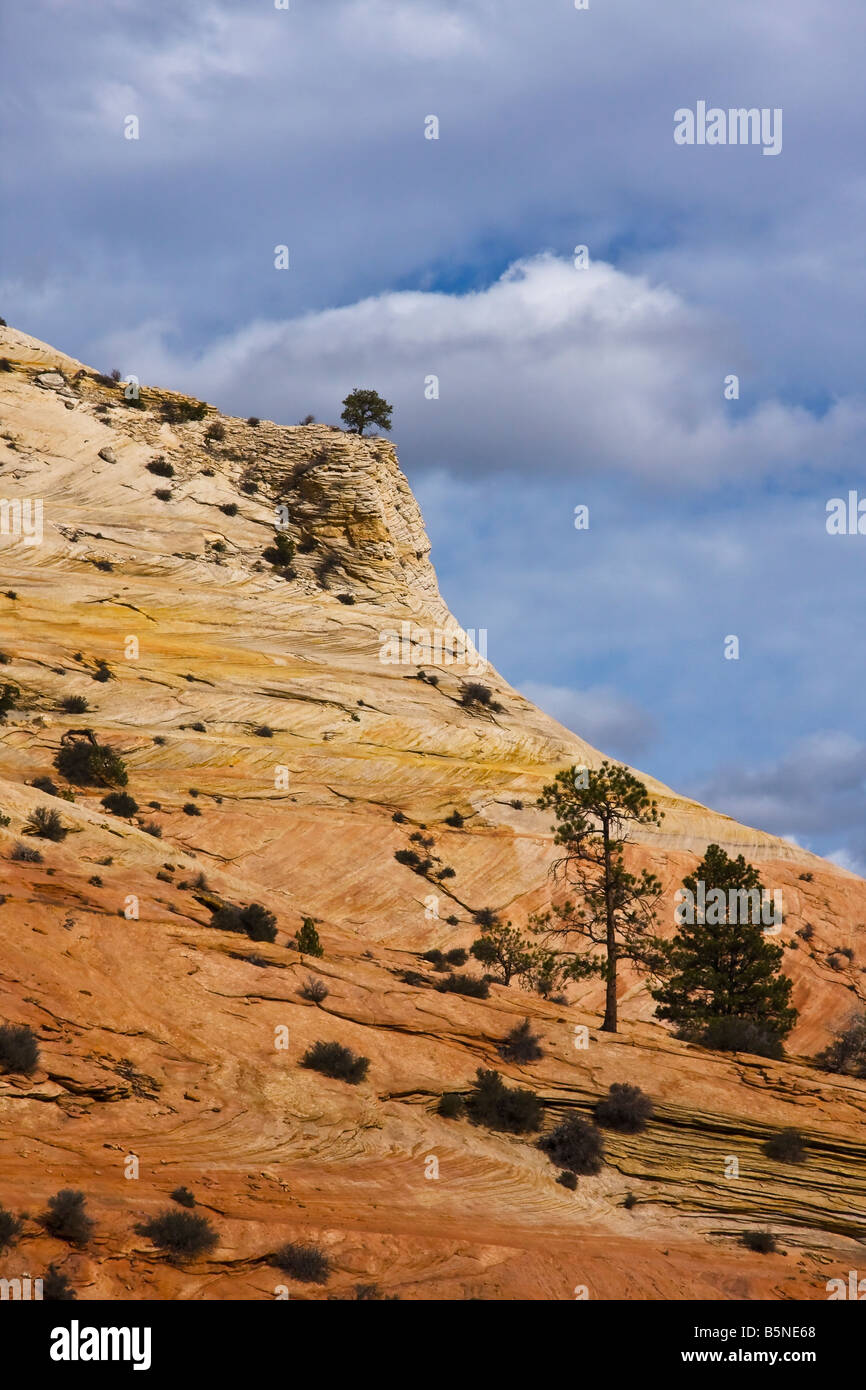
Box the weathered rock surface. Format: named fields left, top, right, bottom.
left=0, top=324, right=863, bottom=1301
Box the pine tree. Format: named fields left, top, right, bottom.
left=650, top=843, right=797, bottom=1039
left=536, top=761, right=665, bottom=1033
left=297, top=917, right=323, bottom=957
left=340, top=388, right=392, bottom=436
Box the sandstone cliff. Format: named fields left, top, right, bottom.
left=0, top=325, right=863, bottom=1301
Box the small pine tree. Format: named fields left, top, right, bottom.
left=340, top=388, right=392, bottom=436
left=297, top=917, right=323, bottom=957
left=651, top=844, right=797, bottom=1041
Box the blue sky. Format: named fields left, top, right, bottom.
left=2, top=0, right=865, bottom=869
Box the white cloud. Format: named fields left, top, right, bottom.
left=98, top=254, right=866, bottom=489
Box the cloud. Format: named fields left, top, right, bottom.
left=521, top=681, right=658, bottom=761
left=691, top=734, right=866, bottom=875
left=93, top=254, right=866, bottom=490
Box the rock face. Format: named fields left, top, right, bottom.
left=0, top=323, right=864, bottom=1302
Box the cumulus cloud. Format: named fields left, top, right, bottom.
left=95, top=254, right=866, bottom=489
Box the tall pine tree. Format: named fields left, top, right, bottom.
left=537, top=761, right=665, bottom=1033
left=651, top=843, right=797, bottom=1039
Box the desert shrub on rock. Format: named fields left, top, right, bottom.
left=146, top=457, right=175, bottom=477
left=698, top=1016, right=785, bottom=1060
left=42, top=1190, right=94, bottom=1247
left=438, top=1092, right=465, bottom=1119
left=136, top=1209, right=218, bottom=1259
left=170, top=1187, right=196, bottom=1208
left=60, top=694, right=90, bottom=714
left=54, top=738, right=127, bottom=788
left=539, top=1115, right=604, bottom=1174
left=210, top=901, right=277, bottom=944
left=10, top=842, right=42, bottom=863
left=497, top=1019, right=544, bottom=1064
left=32, top=776, right=58, bottom=795
left=815, top=1011, right=866, bottom=1078
left=593, top=1083, right=654, bottom=1133
left=42, top=1264, right=76, bottom=1300
left=24, top=806, right=68, bottom=841
left=0, top=1205, right=23, bottom=1249
left=300, top=976, right=328, bottom=1003
left=0, top=1023, right=39, bottom=1075
left=101, top=791, right=138, bottom=816
left=273, top=1242, right=331, bottom=1284
left=465, top=1068, right=542, bottom=1134
left=0, top=682, right=20, bottom=719
left=301, top=1040, right=369, bottom=1084
left=556, top=1170, right=578, bottom=1191
left=436, top=973, right=489, bottom=999
left=763, top=1128, right=806, bottom=1164
left=741, top=1230, right=777, bottom=1254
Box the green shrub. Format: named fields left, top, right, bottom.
left=301, top=1040, right=369, bottom=1085
left=437, top=1092, right=465, bottom=1119
left=556, top=1170, right=578, bottom=1191
left=54, top=738, right=127, bottom=787
left=263, top=533, right=295, bottom=568
left=272, top=1242, right=331, bottom=1284
left=539, top=1116, right=604, bottom=1174
left=101, top=791, right=138, bottom=816
left=594, top=1083, right=654, bottom=1133
left=0, top=682, right=20, bottom=718
left=465, top=1068, right=542, bottom=1134
left=497, top=1019, right=544, bottom=1064
left=159, top=398, right=206, bottom=424
left=698, top=1016, right=785, bottom=1060
left=136, top=1209, right=218, bottom=1259
left=297, top=917, right=323, bottom=957
left=210, top=902, right=277, bottom=944
left=42, top=1190, right=94, bottom=1247
left=436, top=973, right=489, bottom=999
left=32, top=776, right=59, bottom=795
left=170, top=1187, right=196, bottom=1208
left=182, top=802, right=201, bottom=816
